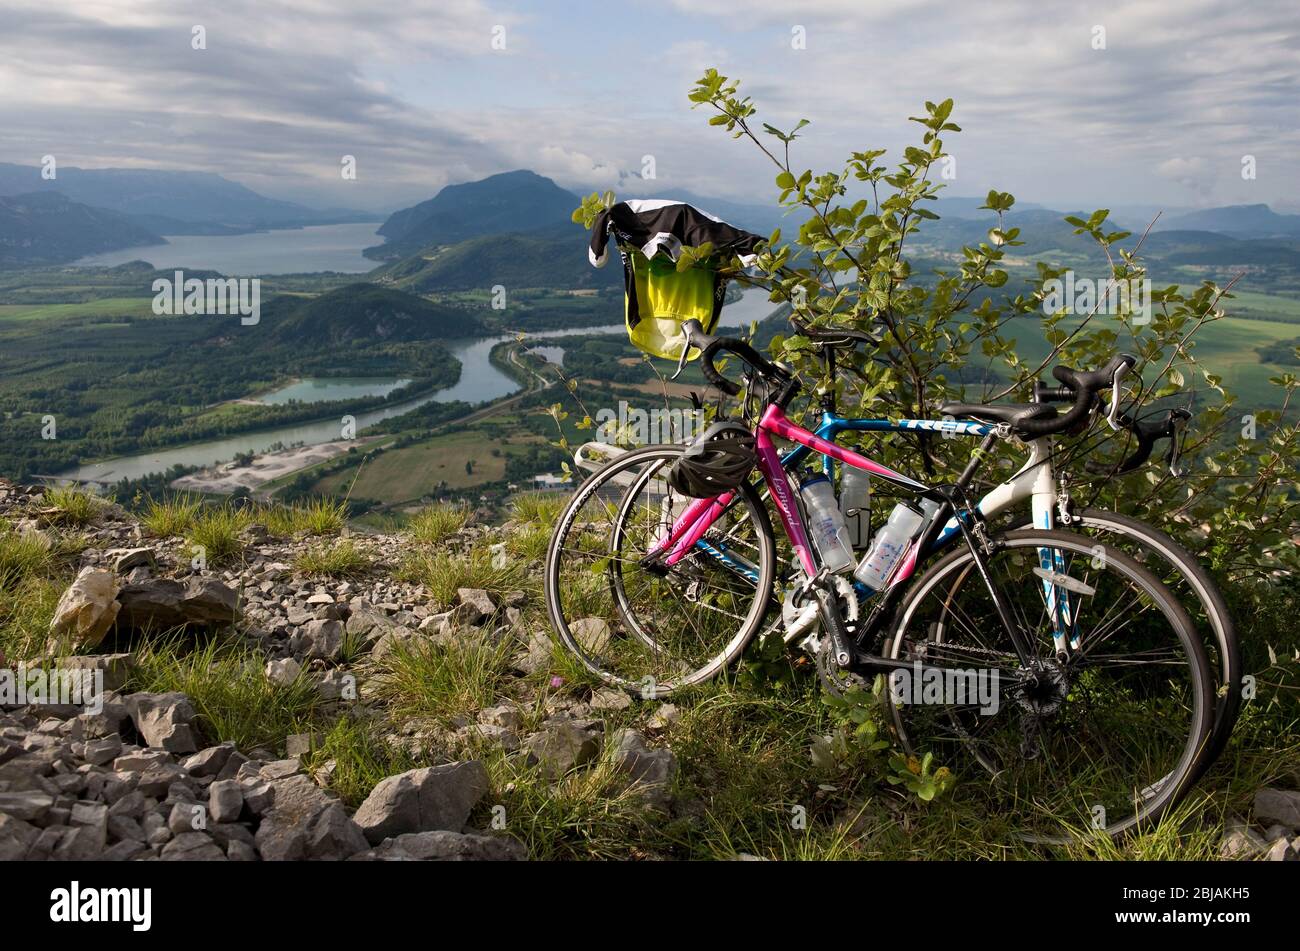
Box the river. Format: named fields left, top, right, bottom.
left=57, top=286, right=782, bottom=485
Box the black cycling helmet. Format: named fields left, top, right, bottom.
left=667, top=421, right=757, bottom=497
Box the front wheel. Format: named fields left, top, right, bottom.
left=1013, top=508, right=1239, bottom=778
left=886, top=529, right=1213, bottom=842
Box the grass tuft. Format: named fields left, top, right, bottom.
left=260, top=498, right=347, bottom=537
left=294, top=539, right=370, bottom=579
left=140, top=493, right=203, bottom=538
left=405, top=502, right=471, bottom=545
left=128, top=635, right=321, bottom=751
left=374, top=637, right=514, bottom=727
left=303, top=716, right=419, bottom=807
left=38, top=486, right=104, bottom=527
left=0, top=574, right=63, bottom=662
left=185, top=505, right=253, bottom=566
left=509, top=492, right=565, bottom=524
left=0, top=524, right=54, bottom=583
left=396, top=545, right=531, bottom=606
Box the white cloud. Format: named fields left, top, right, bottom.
left=0, top=0, right=1294, bottom=212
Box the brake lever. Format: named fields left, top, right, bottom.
left=670, top=342, right=691, bottom=381
left=1166, top=410, right=1190, bottom=477
left=1106, top=360, right=1134, bottom=431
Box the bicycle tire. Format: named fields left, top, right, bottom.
left=544, top=444, right=777, bottom=697
left=886, top=528, right=1214, bottom=842
left=1012, top=508, right=1239, bottom=777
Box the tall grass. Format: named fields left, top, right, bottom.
left=374, top=637, right=514, bottom=727
left=39, top=486, right=104, bottom=527
left=0, top=525, right=84, bottom=661
left=396, top=545, right=531, bottom=606
left=405, top=502, right=471, bottom=545
left=185, top=505, right=253, bottom=566
left=0, top=575, right=63, bottom=661
left=0, top=525, right=54, bottom=583
left=482, top=752, right=659, bottom=860
left=128, top=636, right=321, bottom=751
left=140, top=493, right=203, bottom=537
left=510, top=492, right=566, bottom=525
left=505, top=491, right=566, bottom=562
left=303, top=716, right=419, bottom=807
left=294, top=539, right=370, bottom=579
left=260, top=498, right=347, bottom=537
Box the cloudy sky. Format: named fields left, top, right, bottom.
left=1, top=0, right=1296, bottom=215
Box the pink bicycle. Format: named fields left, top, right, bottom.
left=544, top=319, right=1213, bottom=839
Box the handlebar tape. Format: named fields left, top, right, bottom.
left=1016, top=354, right=1136, bottom=436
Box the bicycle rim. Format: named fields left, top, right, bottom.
left=544, top=444, right=776, bottom=696
left=887, top=529, right=1213, bottom=842
left=1015, top=508, right=1240, bottom=775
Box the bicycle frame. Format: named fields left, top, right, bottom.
left=647, top=404, right=1076, bottom=654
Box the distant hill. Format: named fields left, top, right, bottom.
left=369, top=170, right=579, bottom=260
left=263, top=283, right=484, bottom=345
left=1154, top=236, right=1300, bottom=268
left=912, top=206, right=1113, bottom=260
left=0, top=192, right=164, bottom=266
left=0, top=162, right=373, bottom=233
left=1158, top=204, right=1300, bottom=239
left=369, top=170, right=795, bottom=285
left=377, top=224, right=618, bottom=292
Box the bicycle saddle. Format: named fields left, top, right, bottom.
left=937, top=401, right=1058, bottom=426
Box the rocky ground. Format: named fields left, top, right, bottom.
left=0, top=477, right=1296, bottom=861
left=0, top=480, right=677, bottom=861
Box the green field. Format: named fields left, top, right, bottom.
left=0, top=296, right=154, bottom=323
left=996, top=311, right=1298, bottom=409
left=1217, top=289, right=1300, bottom=323
left=309, top=428, right=546, bottom=503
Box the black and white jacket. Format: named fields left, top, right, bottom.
left=588, top=199, right=764, bottom=269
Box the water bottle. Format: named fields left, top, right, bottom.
left=799, top=473, right=855, bottom=573
left=854, top=501, right=924, bottom=590
left=839, top=466, right=871, bottom=550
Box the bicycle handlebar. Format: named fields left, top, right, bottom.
left=1015, top=353, right=1137, bottom=436
left=1033, top=355, right=1189, bottom=474
left=1086, top=407, right=1191, bottom=476
left=679, top=318, right=790, bottom=397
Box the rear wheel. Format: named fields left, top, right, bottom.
left=886, top=529, right=1213, bottom=842
left=544, top=444, right=776, bottom=697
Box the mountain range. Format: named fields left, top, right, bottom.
left=262, top=283, right=483, bottom=345
left=0, top=162, right=374, bottom=238
left=367, top=170, right=578, bottom=261
left=0, top=192, right=163, bottom=266
left=4, top=156, right=1300, bottom=285
left=1156, top=204, right=1300, bottom=238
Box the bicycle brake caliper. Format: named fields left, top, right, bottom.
left=970, top=515, right=996, bottom=557
left=1056, top=474, right=1074, bottom=527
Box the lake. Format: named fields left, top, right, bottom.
left=56, top=285, right=783, bottom=484
left=71, top=222, right=384, bottom=275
